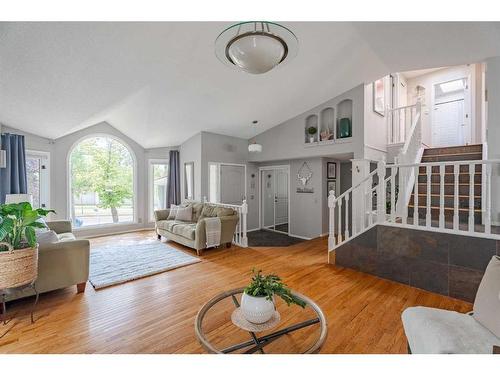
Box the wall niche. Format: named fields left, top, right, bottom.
left=336, top=99, right=353, bottom=139
left=319, top=107, right=335, bottom=142
left=305, top=114, right=319, bottom=144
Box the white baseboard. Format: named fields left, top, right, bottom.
left=288, top=233, right=312, bottom=241
left=247, top=228, right=260, bottom=233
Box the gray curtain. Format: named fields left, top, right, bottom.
left=0, top=133, right=28, bottom=204
left=166, top=150, right=180, bottom=207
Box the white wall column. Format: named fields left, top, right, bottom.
left=486, top=57, right=500, bottom=225
left=350, top=159, right=371, bottom=235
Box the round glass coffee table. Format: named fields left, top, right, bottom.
left=195, top=287, right=327, bottom=354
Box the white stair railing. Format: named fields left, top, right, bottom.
left=328, top=160, right=387, bottom=251
left=328, top=158, right=500, bottom=259
left=387, top=103, right=419, bottom=145
left=201, top=197, right=248, bottom=247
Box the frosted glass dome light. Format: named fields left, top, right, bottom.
left=216, top=22, right=298, bottom=75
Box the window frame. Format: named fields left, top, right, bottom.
left=26, top=149, right=51, bottom=210
left=67, top=133, right=138, bottom=230
left=148, top=158, right=169, bottom=222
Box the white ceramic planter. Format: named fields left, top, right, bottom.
left=241, top=293, right=275, bottom=324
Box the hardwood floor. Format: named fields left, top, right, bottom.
left=0, top=231, right=471, bottom=354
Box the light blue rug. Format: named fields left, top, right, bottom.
left=89, top=240, right=200, bottom=289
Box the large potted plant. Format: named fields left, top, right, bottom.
left=0, top=202, right=55, bottom=290
left=241, top=269, right=306, bottom=324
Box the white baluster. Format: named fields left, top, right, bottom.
left=426, top=165, right=432, bottom=228
left=328, top=191, right=336, bottom=250
left=241, top=200, right=248, bottom=247
left=344, top=194, right=350, bottom=240
left=485, top=163, right=492, bottom=234
left=413, top=165, right=419, bottom=226
left=469, top=165, right=475, bottom=232
left=376, top=160, right=386, bottom=223
left=390, top=166, right=396, bottom=222
left=439, top=164, right=445, bottom=229
left=453, top=164, right=460, bottom=230
left=338, top=198, right=342, bottom=245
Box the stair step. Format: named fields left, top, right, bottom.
left=423, top=144, right=482, bottom=156
left=421, top=152, right=483, bottom=162
left=418, top=164, right=482, bottom=174
left=416, top=183, right=482, bottom=195
left=417, top=174, right=482, bottom=184
left=408, top=206, right=482, bottom=224
left=409, top=194, right=481, bottom=209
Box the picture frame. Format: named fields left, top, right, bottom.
left=327, top=180, right=336, bottom=196
left=327, top=162, right=336, bottom=179
left=373, top=78, right=385, bottom=116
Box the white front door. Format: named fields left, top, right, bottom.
left=26, top=151, right=50, bottom=209
left=433, top=99, right=465, bottom=147
left=260, top=167, right=289, bottom=234
left=274, top=169, right=289, bottom=226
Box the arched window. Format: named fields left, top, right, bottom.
left=69, top=135, right=135, bottom=228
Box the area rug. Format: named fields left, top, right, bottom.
left=89, top=240, right=200, bottom=289
left=247, top=230, right=305, bottom=247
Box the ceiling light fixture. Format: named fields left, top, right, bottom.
left=248, top=120, right=262, bottom=153
left=215, top=21, right=298, bottom=74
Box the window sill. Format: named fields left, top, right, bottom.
left=73, top=221, right=139, bottom=231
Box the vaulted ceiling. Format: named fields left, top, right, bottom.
left=1, top=22, right=499, bottom=148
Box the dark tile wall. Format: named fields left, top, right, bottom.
left=334, top=225, right=499, bottom=302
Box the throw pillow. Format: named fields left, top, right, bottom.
left=175, top=205, right=193, bottom=222
left=473, top=255, right=500, bottom=337
left=167, top=205, right=179, bottom=220
left=36, top=230, right=59, bottom=245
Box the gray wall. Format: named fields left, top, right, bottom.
left=179, top=132, right=202, bottom=202
left=248, top=85, right=366, bottom=162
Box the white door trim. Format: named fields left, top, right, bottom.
left=258, top=165, right=290, bottom=236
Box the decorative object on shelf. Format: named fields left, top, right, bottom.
left=338, top=117, right=352, bottom=138
left=327, top=162, right=337, bottom=179
left=248, top=120, right=263, bottom=153
left=241, top=269, right=305, bottom=324
left=320, top=129, right=333, bottom=141
left=373, top=77, right=385, bottom=116
left=0, top=202, right=55, bottom=323
left=327, top=180, right=336, bottom=197
left=215, top=21, right=298, bottom=75
left=297, top=162, right=313, bottom=186
left=306, top=126, right=317, bottom=143
left=296, top=187, right=314, bottom=193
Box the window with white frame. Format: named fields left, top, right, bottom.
left=149, top=160, right=169, bottom=221
left=69, top=136, right=136, bottom=228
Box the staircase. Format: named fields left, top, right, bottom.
left=408, top=144, right=483, bottom=225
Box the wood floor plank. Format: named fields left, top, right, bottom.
left=0, top=230, right=471, bottom=354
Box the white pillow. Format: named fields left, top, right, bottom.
left=167, top=204, right=179, bottom=220
left=36, top=230, right=59, bottom=245
left=473, top=255, right=500, bottom=338
left=175, top=205, right=192, bottom=222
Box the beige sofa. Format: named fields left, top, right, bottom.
left=6, top=220, right=90, bottom=302
left=154, top=201, right=239, bottom=255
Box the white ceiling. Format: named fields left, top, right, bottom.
left=1, top=22, right=499, bottom=148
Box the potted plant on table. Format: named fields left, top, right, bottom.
left=0, top=202, right=55, bottom=290
left=307, top=126, right=317, bottom=143
left=241, top=269, right=306, bottom=324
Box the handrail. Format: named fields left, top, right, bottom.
left=331, top=169, right=377, bottom=203
left=387, top=103, right=418, bottom=112
left=400, top=112, right=421, bottom=155
left=390, top=159, right=500, bottom=168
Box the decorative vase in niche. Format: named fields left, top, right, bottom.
left=241, top=292, right=275, bottom=324
left=309, top=136, right=315, bottom=143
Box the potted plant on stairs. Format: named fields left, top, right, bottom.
left=241, top=269, right=306, bottom=324
left=0, top=202, right=55, bottom=290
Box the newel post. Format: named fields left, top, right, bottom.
left=376, top=160, right=386, bottom=223
left=328, top=190, right=336, bottom=252
left=241, top=199, right=248, bottom=248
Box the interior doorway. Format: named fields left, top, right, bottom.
left=259, top=166, right=290, bottom=234
left=208, top=162, right=246, bottom=205
left=26, top=150, right=50, bottom=209
left=432, top=77, right=470, bottom=147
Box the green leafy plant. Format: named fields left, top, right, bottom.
left=0, top=202, right=55, bottom=251
left=244, top=269, right=306, bottom=308
left=307, top=126, right=317, bottom=135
